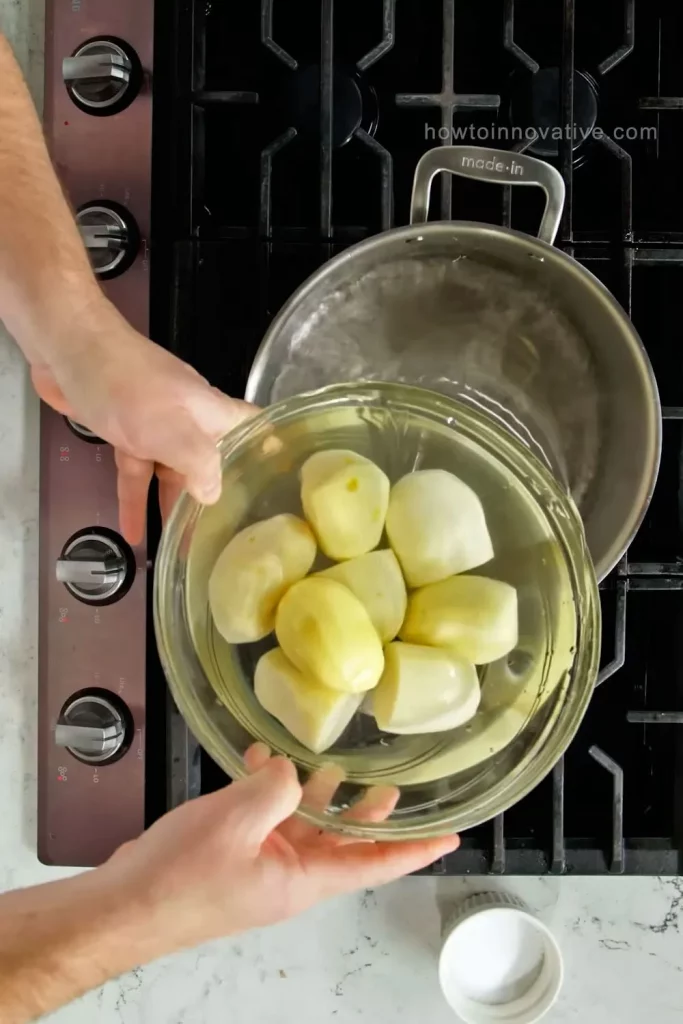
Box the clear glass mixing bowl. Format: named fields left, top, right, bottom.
left=154, top=382, right=600, bottom=840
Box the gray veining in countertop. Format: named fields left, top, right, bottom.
left=1, top=4, right=683, bottom=1022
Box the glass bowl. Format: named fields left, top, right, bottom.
left=154, top=382, right=600, bottom=840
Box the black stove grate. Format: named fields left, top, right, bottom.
left=151, top=0, right=683, bottom=875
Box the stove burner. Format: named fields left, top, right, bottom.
left=282, top=64, right=378, bottom=148
left=510, top=67, right=598, bottom=160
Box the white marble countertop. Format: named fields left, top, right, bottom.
left=2, top=4, right=683, bottom=1022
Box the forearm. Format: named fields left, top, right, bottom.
left=0, top=869, right=166, bottom=1023
left=0, top=34, right=101, bottom=365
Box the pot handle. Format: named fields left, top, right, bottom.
left=410, top=146, right=566, bottom=246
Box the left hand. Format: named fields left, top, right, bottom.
left=31, top=293, right=256, bottom=544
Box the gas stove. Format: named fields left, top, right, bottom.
left=39, top=0, right=683, bottom=873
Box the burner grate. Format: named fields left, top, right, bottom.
left=396, top=0, right=500, bottom=220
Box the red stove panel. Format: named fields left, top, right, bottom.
left=38, top=0, right=153, bottom=866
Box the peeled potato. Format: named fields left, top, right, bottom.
left=360, top=691, right=375, bottom=716
left=255, top=648, right=362, bottom=754
left=374, top=642, right=481, bottom=734
left=300, top=449, right=389, bottom=560
left=401, top=575, right=518, bottom=665
left=209, top=513, right=316, bottom=644
left=318, top=549, right=407, bottom=643
left=276, top=576, right=384, bottom=693
left=385, top=469, right=494, bottom=587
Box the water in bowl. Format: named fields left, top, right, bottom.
left=183, top=395, right=577, bottom=797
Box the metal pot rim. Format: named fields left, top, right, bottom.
left=247, top=220, right=662, bottom=581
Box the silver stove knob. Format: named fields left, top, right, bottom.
left=56, top=530, right=134, bottom=605
left=76, top=202, right=140, bottom=279
left=64, top=417, right=105, bottom=444
left=55, top=692, right=129, bottom=764
left=62, top=38, right=141, bottom=113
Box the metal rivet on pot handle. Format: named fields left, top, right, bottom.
left=410, top=146, right=566, bottom=246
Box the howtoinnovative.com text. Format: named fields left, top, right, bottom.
left=426, top=124, right=657, bottom=143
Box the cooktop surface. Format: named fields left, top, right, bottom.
left=146, top=0, right=683, bottom=876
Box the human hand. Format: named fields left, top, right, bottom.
left=100, top=744, right=459, bottom=957
left=30, top=293, right=255, bottom=544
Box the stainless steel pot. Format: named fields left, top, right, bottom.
left=247, top=146, right=661, bottom=581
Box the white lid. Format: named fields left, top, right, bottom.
left=439, top=893, right=563, bottom=1024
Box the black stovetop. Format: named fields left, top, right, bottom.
left=148, top=0, right=683, bottom=875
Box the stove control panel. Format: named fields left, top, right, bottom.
left=55, top=689, right=132, bottom=765
left=77, top=201, right=140, bottom=279
left=39, top=413, right=147, bottom=866
left=56, top=527, right=135, bottom=605
left=40, top=0, right=152, bottom=867
left=63, top=37, right=142, bottom=115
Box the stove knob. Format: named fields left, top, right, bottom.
left=62, top=37, right=142, bottom=115
left=76, top=201, right=140, bottom=279
left=64, top=417, right=105, bottom=444
left=56, top=528, right=135, bottom=605
left=55, top=691, right=131, bottom=764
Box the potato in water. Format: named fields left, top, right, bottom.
left=275, top=576, right=384, bottom=694
left=385, top=469, right=494, bottom=587
left=209, top=513, right=316, bottom=644
left=255, top=648, right=362, bottom=754
left=374, top=642, right=481, bottom=734
left=401, top=575, right=518, bottom=665
left=300, top=449, right=390, bottom=560
left=317, top=549, right=407, bottom=643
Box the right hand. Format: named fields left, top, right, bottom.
left=100, top=744, right=459, bottom=955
